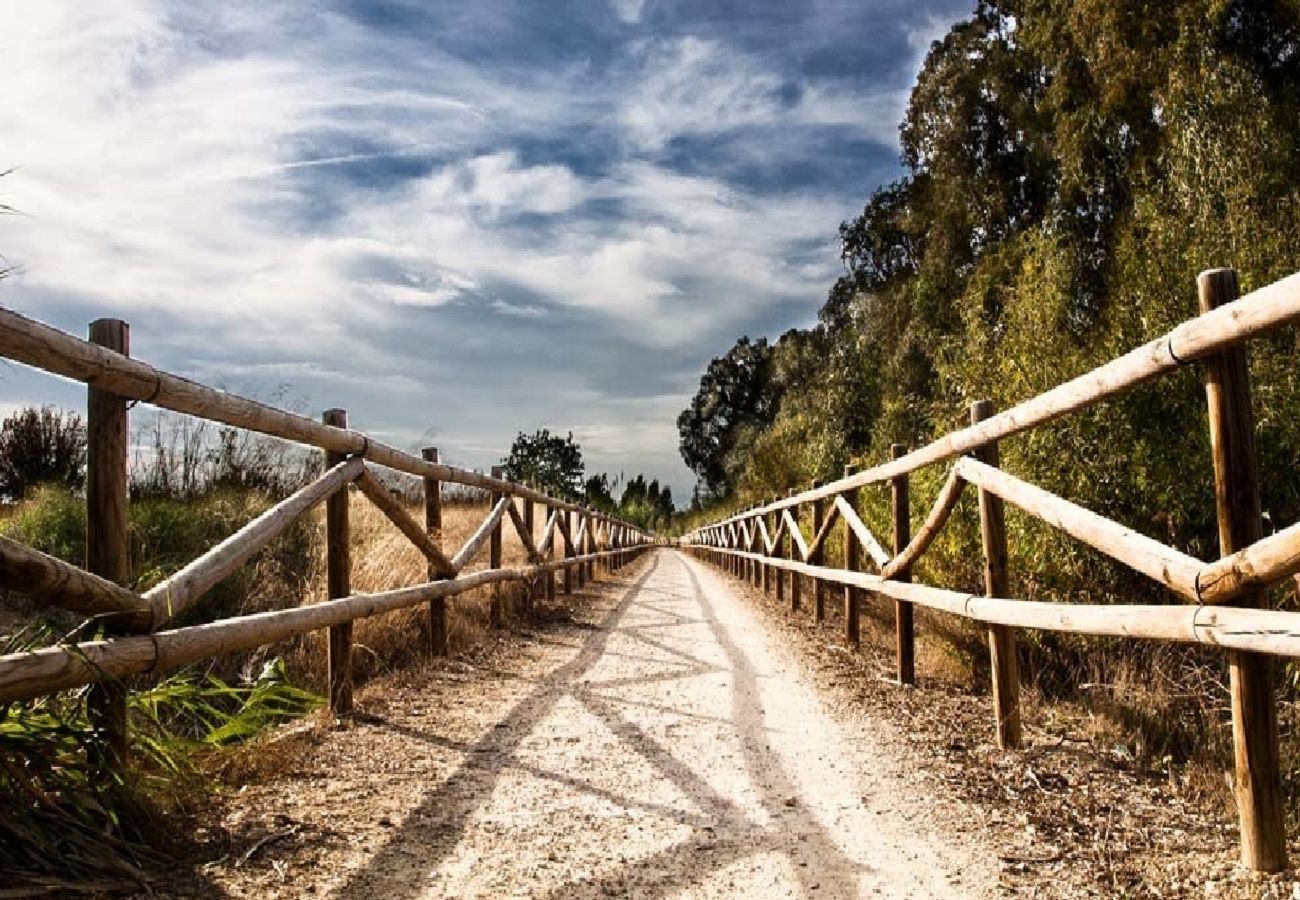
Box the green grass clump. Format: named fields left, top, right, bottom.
left=0, top=626, right=321, bottom=889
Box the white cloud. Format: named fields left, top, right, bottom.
left=0, top=0, right=953, bottom=498
left=619, top=36, right=901, bottom=151
left=609, top=0, right=647, bottom=25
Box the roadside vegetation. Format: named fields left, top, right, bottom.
left=0, top=407, right=548, bottom=889
left=676, top=0, right=1300, bottom=823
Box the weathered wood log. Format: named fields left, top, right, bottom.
left=451, top=497, right=511, bottom=572
left=773, top=504, right=785, bottom=604
left=891, top=443, right=915, bottom=687
left=523, top=497, right=538, bottom=612
left=323, top=409, right=352, bottom=715
left=811, top=481, right=828, bottom=624
left=783, top=509, right=810, bottom=561
left=1199, top=268, right=1285, bottom=872
left=583, top=512, right=595, bottom=583
left=972, top=400, right=1020, bottom=750
left=422, top=447, right=447, bottom=656
left=0, top=544, right=653, bottom=704
left=843, top=465, right=861, bottom=647
left=880, top=466, right=964, bottom=581
left=0, top=536, right=152, bottom=630
left=0, top=308, right=645, bottom=530
left=695, top=270, right=1300, bottom=527
left=562, top=510, right=574, bottom=595
left=697, top=546, right=1300, bottom=656
left=536, top=509, right=559, bottom=556
left=507, top=500, right=543, bottom=564
left=489, top=466, right=505, bottom=628
left=1198, top=516, right=1300, bottom=603
left=145, top=458, right=364, bottom=625
left=805, top=492, right=841, bottom=567
left=355, top=466, right=457, bottom=578
left=545, top=501, right=557, bottom=603
left=835, top=496, right=890, bottom=570
left=954, top=456, right=1201, bottom=601
left=571, top=515, right=589, bottom=588
left=787, top=489, right=801, bottom=611
left=86, top=319, right=131, bottom=770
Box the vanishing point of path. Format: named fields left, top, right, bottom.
left=182, top=550, right=998, bottom=899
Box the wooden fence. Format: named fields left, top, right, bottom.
left=683, top=267, right=1300, bottom=872
left=0, top=310, right=653, bottom=770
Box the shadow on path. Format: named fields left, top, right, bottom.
left=329, top=550, right=868, bottom=899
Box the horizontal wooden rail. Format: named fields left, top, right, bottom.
left=0, top=543, right=654, bottom=704
left=0, top=307, right=644, bottom=534
left=698, top=456, right=1300, bottom=608
left=705, top=270, right=1300, bottom=525
left=691, top=546, right=1300, bottom=659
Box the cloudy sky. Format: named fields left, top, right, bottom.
left=0, top=0, right=969, bottom=502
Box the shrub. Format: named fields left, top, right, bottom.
left=0, top=406, right=86, bottom=502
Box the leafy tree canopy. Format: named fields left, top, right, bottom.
left=501, top=429, right=585, bottom=501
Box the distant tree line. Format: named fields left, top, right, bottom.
left=501, top=429, right=675, bottom=530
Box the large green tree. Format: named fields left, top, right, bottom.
left=501, top=429, right=585, bottom=501
left=676, top=336, right=782, bottom=498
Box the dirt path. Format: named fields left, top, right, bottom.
left=175, top=550, right=999, bottom=898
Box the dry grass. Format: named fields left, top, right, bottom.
left=285, top=492, right=543, bottom=691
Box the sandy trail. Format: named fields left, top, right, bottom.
left=190, top=550, right=997, bottom=898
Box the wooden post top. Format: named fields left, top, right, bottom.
left=88, top=318, right=129, bottom=352
left=422, top=447, right=440, bottom=463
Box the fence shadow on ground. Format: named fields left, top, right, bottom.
left=319, top=551, right=864, bottom=899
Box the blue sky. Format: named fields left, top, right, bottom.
left=0, top=0, right=969, bottom=502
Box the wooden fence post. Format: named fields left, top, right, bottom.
left=546, top=498, right=557, bottom=603
left=585, top=512, right=595, bottom=582
left=892, top=443, right=915, bottom=685
left=585, top=513, right=595, bottom=583
left=744, top=509, right=754, bottom=585
left=762, top=501, right=772, bottom=595
left=843, top=465, right=861, bottom=647
left=523, top=495, right=536, bottom=616
left=788, top=489, right=801, bottom=612
left=811, top=479, right=826, bottom=624
left=1199, top=267, right=1286, bottom=871
left=323, top=408, right=353, bottom=714
left=86, top=318, right=130, bottom=770
left=563, top=509, right=574, bottom=595
left=489, top=465, right=504, bottom=628
left=774, top=501, right=785, bottom=605
left=971, top=400, right=1020, bottom=748
left=421, top=447, right=447, bottom=655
